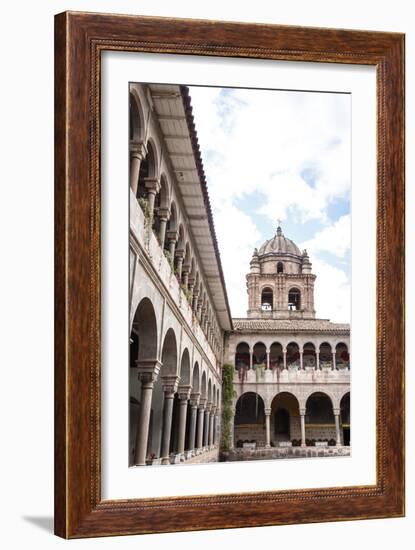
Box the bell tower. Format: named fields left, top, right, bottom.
left=246, top=226, right=316, bottom=320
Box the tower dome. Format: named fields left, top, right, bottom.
left=258, top=226, right=302, bottom=257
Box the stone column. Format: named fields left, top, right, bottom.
left=300, top=351, right=304, bottom=370
left=157, top=207, right=170, bottom=249
left=134, top=360, right=161, bottom=466
left=196, top=399, right=206, bottom=451
left=167, top=230, right=178, bottom=260
left=160, top=376, right=179, bottom=465
left=265, top=408, right=271, bottom=448
left=283, top=349, right=287, bottom=370
left=316, top=352, right=320, bottom=370
left=175, top=249, right=184, bottom=280
left=266, top=351, right=270, bottom=370
left=332, top=351, right=337, bottom=370
left=300, top=408, right=306, bottom=447
left=209, top=406, right=216, bottom=447
left=192, top=290, right=199, bottom=313
left=144, top=177, right=160, bottom=218
left=197, top=297, right=203, bottom=320
left=249, top=351, right=253, bottom=370
left=177, top=387, right=191, bottom=456
left=188, top=278, right=194, bottom=303
left=188, top=393, right=200, bottom=452
left=333, top=408, right=342, bottom=446
left=182, top=267, right=189, bottom=289
left=129, top=141, right=147, bottom=195
left=204, top=405, right=211, bottom=447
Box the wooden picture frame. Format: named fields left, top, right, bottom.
left=54, top=11, right=405, bottom=538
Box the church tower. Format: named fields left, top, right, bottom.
left=247, top=226, right=316, bottom=319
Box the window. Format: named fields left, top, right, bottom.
left=261, top=287, right=273, bottom=311
left=277, top=262, right=284, bottom=273
left=288, top=288, right=301, bottom=310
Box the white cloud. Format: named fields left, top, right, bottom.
left=214, top=203, right=261, bottom=318
left=312, top=259, right=351, bottom=323
left=188, top=86, right=351, bottom=322
left=301, top=214, right=351, bottom=258
left=190, top=86, right=351, bottom=223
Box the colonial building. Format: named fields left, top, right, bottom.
left=225, top=228, right=350, bottom=459
left=129, top=83, right=232, bottom=466
left=129, top=83, right=350, bottom=467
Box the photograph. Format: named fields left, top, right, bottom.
left=129, top=82, right=351, bottom=467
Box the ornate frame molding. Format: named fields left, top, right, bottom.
left=55, top=11, right=405, bottom=538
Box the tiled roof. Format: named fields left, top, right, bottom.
left=232, top=318, right=350, bottom=334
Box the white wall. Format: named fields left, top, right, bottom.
left=0, top=0, right=412, bottom=548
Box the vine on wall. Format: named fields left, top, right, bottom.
left=221, top=363, right=236, bottom=451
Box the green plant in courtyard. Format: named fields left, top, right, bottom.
left=221, top=363, right=236, bottom=451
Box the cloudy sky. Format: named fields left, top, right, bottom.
left=188, top=85, right=351, bottom=323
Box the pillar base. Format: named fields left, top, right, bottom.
left=161, top=457, right=170, bottom=465
left=265, top=444, right=271, bottom=449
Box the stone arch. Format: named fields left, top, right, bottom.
left=179, top=348, right=191, bottom=385
left=288, top=287, right=301, bottom=311
left=152, top=174, right=170, bottom=236
left=144, top=137, right=159, bottom=178
left=269, top=342, right=283, bottom=370
left=207, top=378, right=212, bottom=404
left=253, top=341, right=267, bottom=368
left=160, top=328, right=178, bottom=376
left=192, top=361, right=200, bottom=393
left=167, top=201, right=177, bottom=233
left=286, top=341, right=300, bottom=368
left=201, top=371, right=207, bottom=399
left=235, top=341, right=250, bottom=371
left=130, top=297, right=158, bottom=362
left=234, top=392, right=265, bottom=447
left=305, top=392, right=334, bottom=422
left=129, top=89, right=144, bottom=142
left=271, top=392, right=300, bottom=443
left=303, top=342, right=316, bottom=368
left=335, top=342, right=350, bottom=368
left=136, top=138, right=158, bottom=200
left=319, top=341, right=333, bottom=368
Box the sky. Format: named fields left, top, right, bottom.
left=188, top=85, right=351, bottom=323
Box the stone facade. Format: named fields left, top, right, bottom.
left=129, top=83, right=231, bottom=466
left=226, top=227, right=350, bottom=455
left=129, top=83, right=350, bottom=467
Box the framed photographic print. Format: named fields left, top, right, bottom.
left=54, top=11, right=405, bottom=538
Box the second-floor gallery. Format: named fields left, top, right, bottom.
left=128, top=82, right=351, bottom=466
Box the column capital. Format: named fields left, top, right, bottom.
left=264, top=407, right=272, bottom=416
left=177, top=385, right=192, bottom=401
left=144, top=177, right=160, bottom=194
left=130, top=140, right=147, bottom=159
left=300, top=408, right=306, bottom=416
left=166, top=229, right=178, bottom=243
left=175, top=249, right=185, bottom=259
left=333, top=408, right=341, bottom=415
left=198, top=397, right=207, bottom=409
left=158, top=206, right=170, bottom=220
left=161, top=375, right=180, bottom=395
left=136, top=359, right=162, bottom=385
left=190, top=392, right=201, bottom=407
